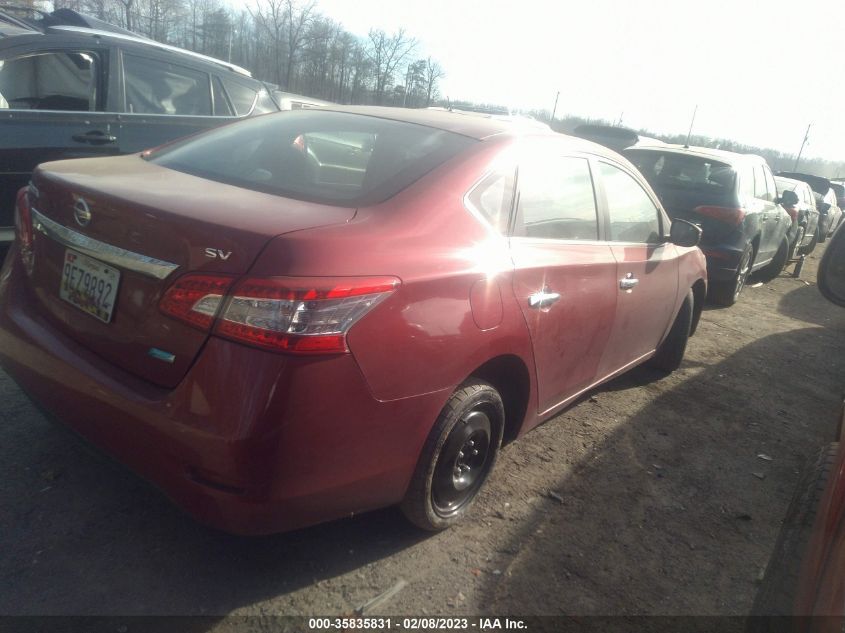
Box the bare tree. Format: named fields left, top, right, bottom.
left=366, top=28, right=416, bottom=105
left=423, top=57, right=445, bottom=107
left=283, top=0, right=315, bottom=89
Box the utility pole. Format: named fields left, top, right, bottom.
left=550, top=91, right=560, bottom=123
left=617, top=111, right=624, bottom=126
left=684, top=105, right=698, bottom=148
left=794, top=123, right=811, bottom=171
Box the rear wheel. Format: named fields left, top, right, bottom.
left=790, top=226, right=805, bottom=260
left=401, top=379, right=504, bottom=531
left=709, top=244, right=753, bottom=306
left=646, top=289, right=693, bottom=373
left=800, top=227, right=819, bottom=256
left=755, top=237, right=790, bottom=283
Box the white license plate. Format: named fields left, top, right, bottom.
left=60, top=249, right=120, bottom=323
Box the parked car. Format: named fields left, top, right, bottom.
left=571, top=124, right=666, bottom=152
left=777, top=172, right=843, bottom=241
left=750, top=223, right=845, bottom=632
left=774, top=176, right=821, bottom=258
left=0, top=6, right=287, bottom=258
left=0, top=106, right=707, bottom=534
left=624, top=145, right=792, bottom=306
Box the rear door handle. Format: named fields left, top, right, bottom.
left=528, top=290, right=561, bottom=309
left=620, top=274, right=639, bottom=291
left=72, top=130, right=117, bottom=145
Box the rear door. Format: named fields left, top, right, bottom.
left=753, top=162, right=780, bottom=263
left=0, top=43, right=118, bottom=242
left=510, top=148, right=618, bottom=414
left=594, top=160, right=679, bottom=377
left=116, top=50, right=248, bottom=153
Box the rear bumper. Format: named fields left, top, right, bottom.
left=700, top=245, right=744, bottom=282
left=0, top=247, right=449, bottom=534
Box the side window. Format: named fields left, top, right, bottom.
left=212, top=77, right=233, bottom=116
left=466, top=170, right=515, bottom=235
left=599, top=162, right=662, bottom=243
left=738, top=167, right=755, bottom=202
left=0, top=51, right=99, bottom=111
left=515, top=156, right=598, bottom=240
left=221, top=78, right=257, bottom=116
left=123, top=54, right=211, bottom=115
left=763, top=167, right=777, bottom=202
left=753, top=164, right=771, bottom=202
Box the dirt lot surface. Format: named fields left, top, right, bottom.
left=2, top=244, right=844, bottom=626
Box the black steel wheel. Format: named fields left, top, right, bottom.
left=401, top=380, right=504, bottom=531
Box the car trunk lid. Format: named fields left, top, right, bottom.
left=27, top=155, right=355, bottom=388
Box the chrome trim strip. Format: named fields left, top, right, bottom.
left=31, top=208, right=179, bottom=280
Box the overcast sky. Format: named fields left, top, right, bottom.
left=268, top=0, right=844, bottom=163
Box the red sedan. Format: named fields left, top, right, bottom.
left=0, top=107, right=707, bottom=534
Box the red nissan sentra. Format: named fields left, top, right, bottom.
left=0, top=106, right=707, bottom=534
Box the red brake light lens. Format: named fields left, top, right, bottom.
left=215, top=276, right=399, bottom=354
left=694, top=205, right=746, bottom=226
left=159, top=274, right=236, bottom=330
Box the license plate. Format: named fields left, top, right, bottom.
left=60, top=249, right=120, bottom=323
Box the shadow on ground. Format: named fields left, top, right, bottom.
left=477, top=320, right=845, bottom=617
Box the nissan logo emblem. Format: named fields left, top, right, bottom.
left=73, top=198, right=92, bottom=227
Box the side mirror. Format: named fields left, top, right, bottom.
left=669, top=219, right=702, bottom=248
left=819, top=202, right=832, bottom=214
left=818, top=223, right=845, bottom=307
left=777, top=190, right=799, bottom=206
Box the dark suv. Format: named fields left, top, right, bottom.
left=0, top=7, right=285, bottom=255
left=624, top=145, right=792, bottom=305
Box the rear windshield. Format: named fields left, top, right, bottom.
left=625, top=150, right=736, bottom=194
left=148, top=110, right=476, bottom=206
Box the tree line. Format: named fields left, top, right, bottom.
left=39, top=0, right=446, bottom=107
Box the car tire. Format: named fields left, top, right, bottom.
left=748, top=443, right=838, bottom=626
left=400, top=379, right=505, bottom=531
left=709, top=244, right=753, bottom=306
left=755, top=237, right=790, bottom=283
left=819, top=223, right=828, bottom=243
left=790, top=226, right=805, bottom=260
left=646, top=289, right=693, bottom=373
left=800, top=228, right=819, bottom=256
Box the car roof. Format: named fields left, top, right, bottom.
left=774, top=176, right=810, bottom=190
left=315, top=105, right=589, bottom=144
left=626, top=143, right=764, bottom=166
left=0, top=9, right=251, bottom=77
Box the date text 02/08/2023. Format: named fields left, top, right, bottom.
left=307, top=617, right=528, bottom=631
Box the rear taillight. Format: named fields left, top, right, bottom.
left=784, top=205, right=798, bottom=222
left=694, top=206, right=746, bottom=226
left=14, top=186, right=33, bottom=250
left=215, top=276, right=399, bottom=354
left=159, top=274, right=399, bottom=354
left=159, top=274, right=236, bottom=330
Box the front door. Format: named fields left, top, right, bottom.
left=595, top=161, right=680, bottom=376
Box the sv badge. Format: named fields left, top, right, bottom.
left=204, top=248, right=232, bottom=261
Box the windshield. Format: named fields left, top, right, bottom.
left=148, top=110, right=476, bottom=206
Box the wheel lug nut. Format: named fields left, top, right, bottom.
left=468, top=440, right=475, bottom=447
left=458, top=451, right=464, bottom=458
left=472, top=449, right=479, bottom=455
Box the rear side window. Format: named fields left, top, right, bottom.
left=515, top=156, right=598, bottom=240
left=599, top=162, right=661, bottom=243
left=466, top=170, right=515, bottom=234
left=0, top=51, right=98, bottom=111
left=124, top=54, right=211, bottom=115
left=221, top=78, right=256, bottom=115
left=148, top=110, right=476, bottom=206
left=753, top=164, right=772, bottom=202
left=212, top=77, right=233, bottom=116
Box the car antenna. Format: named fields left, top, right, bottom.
left=684, top=104, right=698, bottom=148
